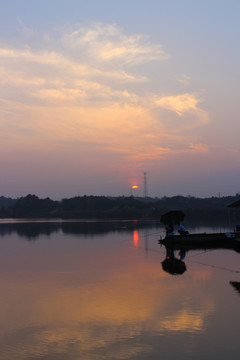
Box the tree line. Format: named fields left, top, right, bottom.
left=0, top=194, right=240, bottom=224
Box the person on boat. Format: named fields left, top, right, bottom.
left=166, top=224, right=174, bottom=236
left=177, top=223, right=189, bottom=235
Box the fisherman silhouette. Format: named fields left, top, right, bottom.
left=161, top=247, right=187, bottom=275
left=177, top=223, right=189, bottom=235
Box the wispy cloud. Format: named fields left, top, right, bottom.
left=176, top=73, right=191, bottom=86
left=188, top=143, right=209, bottom=153
left=17, top=17, right=35, bottom=39
left=0, top=22, right=209, bottom=171
left=62, top=23, right=168, bottom=65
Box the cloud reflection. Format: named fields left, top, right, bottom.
left=0, top=251, right=215, bottom=360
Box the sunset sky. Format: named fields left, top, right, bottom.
left=1, top=0, right=240, bottom=199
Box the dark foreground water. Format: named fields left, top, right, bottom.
left=0, top=220, right=240, bottom=360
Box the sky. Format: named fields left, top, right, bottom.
left=0, top=0, right=240, bottom=199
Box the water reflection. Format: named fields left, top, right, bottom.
left=160, top=240, right=240, bottom=277
left=0, top=221, right=240, bottom=359
left=133, top=230, right=139, bottom=247
left=0, top=220, right=159, bottom=240
left=230, top=281, right=240, bottom=294
left=162, top=248, right=187, bottom=275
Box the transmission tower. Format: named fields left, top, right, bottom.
left=143, top=172, right=148, bottom=198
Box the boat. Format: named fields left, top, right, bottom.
left=161, top=231, right=239, bottom=242
left=159, top=210, right=240, bottom=248
left=160, top=231, right=240, bottom=248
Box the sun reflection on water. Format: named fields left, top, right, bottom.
left=0, top=223, right=239, bottom=359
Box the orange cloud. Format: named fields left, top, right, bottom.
left=0, top=22, right=210, bottom=178
left=189, top=143, right=209, bottom=153
left=156, top=93, right=199, bottom=115
left=155, top=93, right=209, bottom=127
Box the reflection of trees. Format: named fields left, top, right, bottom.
left=62, top=221, right=121, bottom=236
left=0, top=223, right=61, bottom=240
left=0, top=220, right=160, bottom=240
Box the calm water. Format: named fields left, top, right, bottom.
left=0, top=220, right=240, bottom=360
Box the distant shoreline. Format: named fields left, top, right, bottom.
left=0, top=194, right=239, bottom=226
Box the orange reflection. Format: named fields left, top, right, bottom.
left=0, top=240, right=216, bottom=360
left=133, top=230, right=139, bottom=247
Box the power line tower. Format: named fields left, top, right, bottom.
left=143, top=172, right=148, bottom=198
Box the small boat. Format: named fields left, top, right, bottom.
left=159, top=210, right=240, bottom=247
left=159, top=232, right=240, bottom=252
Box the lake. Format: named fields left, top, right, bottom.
left=0, top=220, right=240, bottom=359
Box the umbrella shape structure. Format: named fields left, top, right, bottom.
left=160, top=210, right=185, bottom=225
left=228, top=199, right=240, bottom=208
